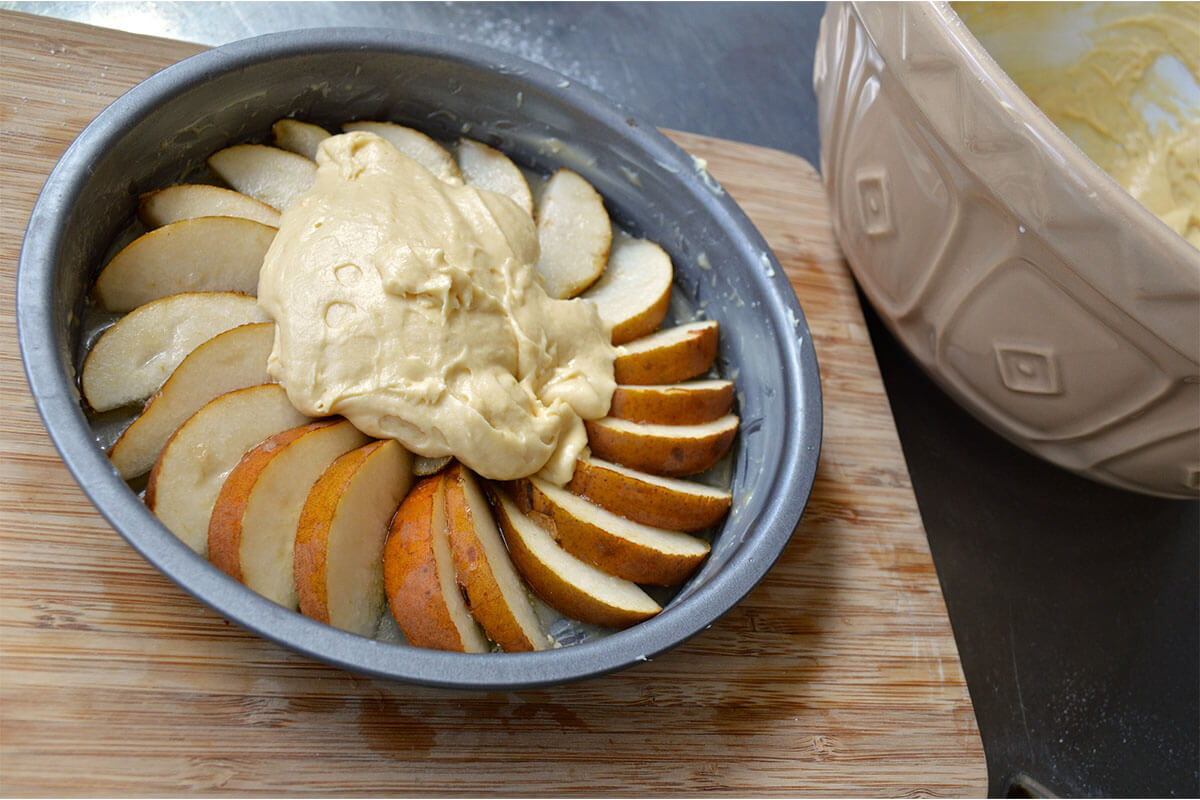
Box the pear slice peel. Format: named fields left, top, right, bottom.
left=383, top=471, right=490, bottom=652
left=581, top=235, right=673, bottom=345
left=520, top=476, right=710, bottom=586
left=608, top=379, right=735, bottom=426
left=491, top=489, right=660, bottom=630
left=272, top=118, right=332, bottom=161
left=443, top=464, right=553, bottom=652
left=585, top=414, right=739, bottom=478
left=566, top=455, right=731, bottom=532
left=108, top=322, right=276, bottom=480
left=138, top=184, right=281, bottom=228
left=93, top=216, right=277, bottom=312
left=342, top=121, right=463, bottom=184
left=82, top=292, right=268, bottom=413
left=534, top=168, right=612, bottom=299
left=145, top=384, right=310, bottom=556
left=297, top=438, right=415, bottom=637
left=207, top=143, right=317, bottom=211
left=456, top=138, right=534, bottom=215
left=613, top=320, right=720, bottom=385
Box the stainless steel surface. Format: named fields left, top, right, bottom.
left=3, top=1, right=822, bottom=162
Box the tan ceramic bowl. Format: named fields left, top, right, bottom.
left=814, top=1, right=1200, bottom=499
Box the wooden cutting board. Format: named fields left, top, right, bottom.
left=0, top=11, right=986, bottom=796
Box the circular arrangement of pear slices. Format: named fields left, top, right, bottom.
left=82, top=117, right=740, bottom=652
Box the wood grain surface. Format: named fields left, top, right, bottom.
left=0, top=11, right=986, bottom=796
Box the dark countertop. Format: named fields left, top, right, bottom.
left=5, top=2, right=1197, bottom=795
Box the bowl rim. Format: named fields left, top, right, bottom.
left=16, top=27, right=823, bottom=688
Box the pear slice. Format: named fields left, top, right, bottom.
left=566, top=455, right=731, bottom=532
left=608, top=379, right=735, bottom=426
left=490, top=491, right=660, bottom=629
left=455, top=138, right=534, bottom=215
left=108, top=322, right=276, bottom=480
left=93, top=216, right=277, bottom=312
left=342, top=121, right=463, bottom=184
left=81, top=291, right=268, bottom=412
left=412, top=454, right=453, bottom=477
left=382, top=471, right=489, bottom=652
left=271, top=118, right=331, bottom=161
left=144, top=384, right=309, bottom=556
left=534, top=168, right=611, bottom=299
left=585, top=414, right=739, bottom=478
left=580, top=235, right=672, bottom=344
left=209, top=418, right=370, bottom=611
left=517, top=477, right=710, bottom=586
left=613, top=320, right=719, bottom=385
left=443, top=463, right=552, bottom=651
left=207, top=143, right=317, bottom=210
left=138, top=184, right=281, bottom=229
left=297, top=439, right=415, bottom=636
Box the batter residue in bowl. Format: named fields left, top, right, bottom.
left=956, top=2, right=1200, bottom=248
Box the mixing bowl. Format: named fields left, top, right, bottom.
left=814, top=1, right=1199, bottom=498
left=16, top=29, right=821, bottom=688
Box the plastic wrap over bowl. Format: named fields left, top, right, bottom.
left=814, top=1, right=1200, bottom=498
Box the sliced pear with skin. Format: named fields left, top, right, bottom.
left=145, top=383, right=310, bottom=556
left=209, top=418, right=370, bottom=611
left=412, top=454, right=453, bottom=477
left=382, top=471, right=489, bottom=652
left=609, top=379, right=734, bottom=426
left=138, top=184, right=281, bottom=229
left=566, top=455, right=731, bottom=532
left=613, top=320, right=719, bottom=385
left=585, top=414, right=739, bottom=478
left=93, top=216, right=277, bottom=312
left=342, top=121, right=463, bottom=184
left=491, top=491, right=660, bottom=629
left=271, top=118, right=331, bottom=160
left=581, top=235, right=672, bottom=345
left=534, top=168, right=612, bottom=299
left=296, top=439, right=414, bottom=636
left=516, top=477, right=710, bottom=586
left=443, top=463, right=552, bottom=652
left=108, top=322, right=276, bottom=480
left=455, top=138, right=533, bottom=215
left=207, top=143, right=317, bottom=211
left=82, top=292, right=268, bottom=412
